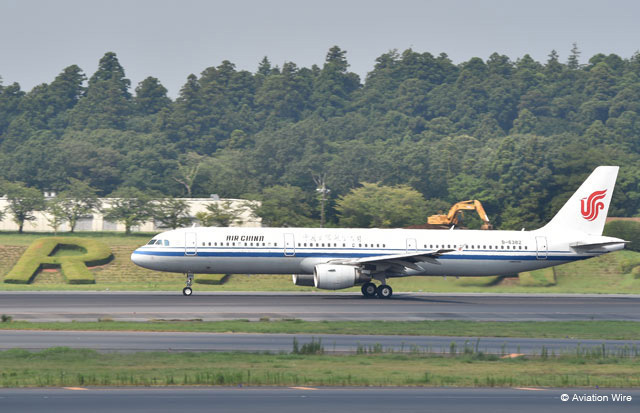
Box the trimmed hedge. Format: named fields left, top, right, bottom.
left=604, top=220, right=640, bottom=252
left=518, top=267, right=556, bottom=287
left=3, top=237, right=113, bottom=284
left=194, top=274, right=230, bottom=285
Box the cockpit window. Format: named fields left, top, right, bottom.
left=164, top=240, right=170, bottom=246
left=147, top=239, right=158, bottom=245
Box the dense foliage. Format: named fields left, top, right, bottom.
left=1, top=46, right=639, bottom=229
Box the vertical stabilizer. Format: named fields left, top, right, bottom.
left=540, top=166, right=619, bottom=235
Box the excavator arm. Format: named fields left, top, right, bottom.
left=427, top=200, right=493, bottom=229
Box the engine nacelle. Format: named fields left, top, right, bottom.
left=292, top=274, right=315, bottom=287
left=313, top=264, right=362, bottom=290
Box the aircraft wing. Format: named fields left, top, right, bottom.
left=332, top=249, right=455, bottom=271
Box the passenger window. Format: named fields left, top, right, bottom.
left=382, top=244, right=386, bottom=248
left=164, top=240, right=169, bottom=246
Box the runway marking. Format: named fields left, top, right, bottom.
left=289, top=387, right=318, bottom=391
left=63, top=387, right=88, bottom=391
left=515, top=387, right=546, bottom=391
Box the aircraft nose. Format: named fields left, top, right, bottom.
left=131, top=248, right=146, bottom=268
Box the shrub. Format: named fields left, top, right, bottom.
left=604, top=220, right=640, bottom=252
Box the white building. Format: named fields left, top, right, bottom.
left=0, top=196, right=261, bottom=232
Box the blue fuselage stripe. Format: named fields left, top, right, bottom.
left=132, top=249, right=584, bottom=262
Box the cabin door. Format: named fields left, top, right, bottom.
left=185, top=232, right=197, bottom=256
left=284, top=233, right=295, bottom=256
left=535, top=236, right=548, bottom=260
left=406, top=238, right=417, bottom=253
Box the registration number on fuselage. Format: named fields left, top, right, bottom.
left=501, top=240, right=523, bottom=245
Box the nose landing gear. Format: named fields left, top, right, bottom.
left=183, top=273, right=194, bottom=296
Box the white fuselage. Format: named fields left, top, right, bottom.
left=131, top=226, right=622, bottom=278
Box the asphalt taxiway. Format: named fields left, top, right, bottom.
left=0, top=387, right=638, bottom=413
left=1, top=291, right=639, bottom=322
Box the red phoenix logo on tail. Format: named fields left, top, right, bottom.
left=581, top=190, right=607, bottom=221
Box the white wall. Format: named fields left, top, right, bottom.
left=0, top=197, right=261, bottom=232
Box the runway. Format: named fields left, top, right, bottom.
left=1, top=291, right=640, bottom=322
left=1, top=330, right=638, bottom=355
left=0, top=387, right=637, bottom=413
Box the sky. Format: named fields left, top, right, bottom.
left=1, top=0, right=640, bottom=98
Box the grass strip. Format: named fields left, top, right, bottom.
left=0, top=347, right=639, bottom=388
left=1, top=320, right=639, bottom=340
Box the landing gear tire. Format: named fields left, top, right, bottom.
left=183, top=273, right=194, bottom=296
left=376, top=284, right=393, bottom=299
left=361, top=282, right=377, bottom=298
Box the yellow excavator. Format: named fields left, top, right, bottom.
left=427, top=200, right=493, bottom=230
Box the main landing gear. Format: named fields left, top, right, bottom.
left=183, top=273, right=194, bottom=296
left=361, top=282, right=393, bottom=299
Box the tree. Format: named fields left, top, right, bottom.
left=70, top=52, right=132, bottom=129
left=195, top=201, right=252, bottom=227
left=45, top=199, right=66, bottom=234
left=88, top=52, right=131, bottom=97
left=102, top=187, right=152, bottom=234
left=510, top=109, right=537, bottom=134
left=311, top=46, right=361, bottom=116
left=173, top=152, right=205, bottom=197
left=335, top=183, right=428, bottom=228
left=567, top=42, right=581, bottom=70
left=49, top=179, right=101, bottom=232
left=135, top=76, right=171, bottom=115
left=250, top=185, right=316, bottom=227
left=4, top=182, right=45, bottom=233
left=152, top=198, right=191, bottom=229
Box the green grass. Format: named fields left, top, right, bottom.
left=1, top=347, right=639, bottom=388
left=2, top=320, right=640, bottom=340
left=1, top=231, right=640, bottom=293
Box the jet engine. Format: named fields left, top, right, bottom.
left=292, top=274, right=315, bottom=286
left=313, top=264, right=365, bottom=290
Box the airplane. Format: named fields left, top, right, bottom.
left=131, top=166, right=627, bottom=298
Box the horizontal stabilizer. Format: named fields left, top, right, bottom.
left=569, top=240, right=628, bottom=253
